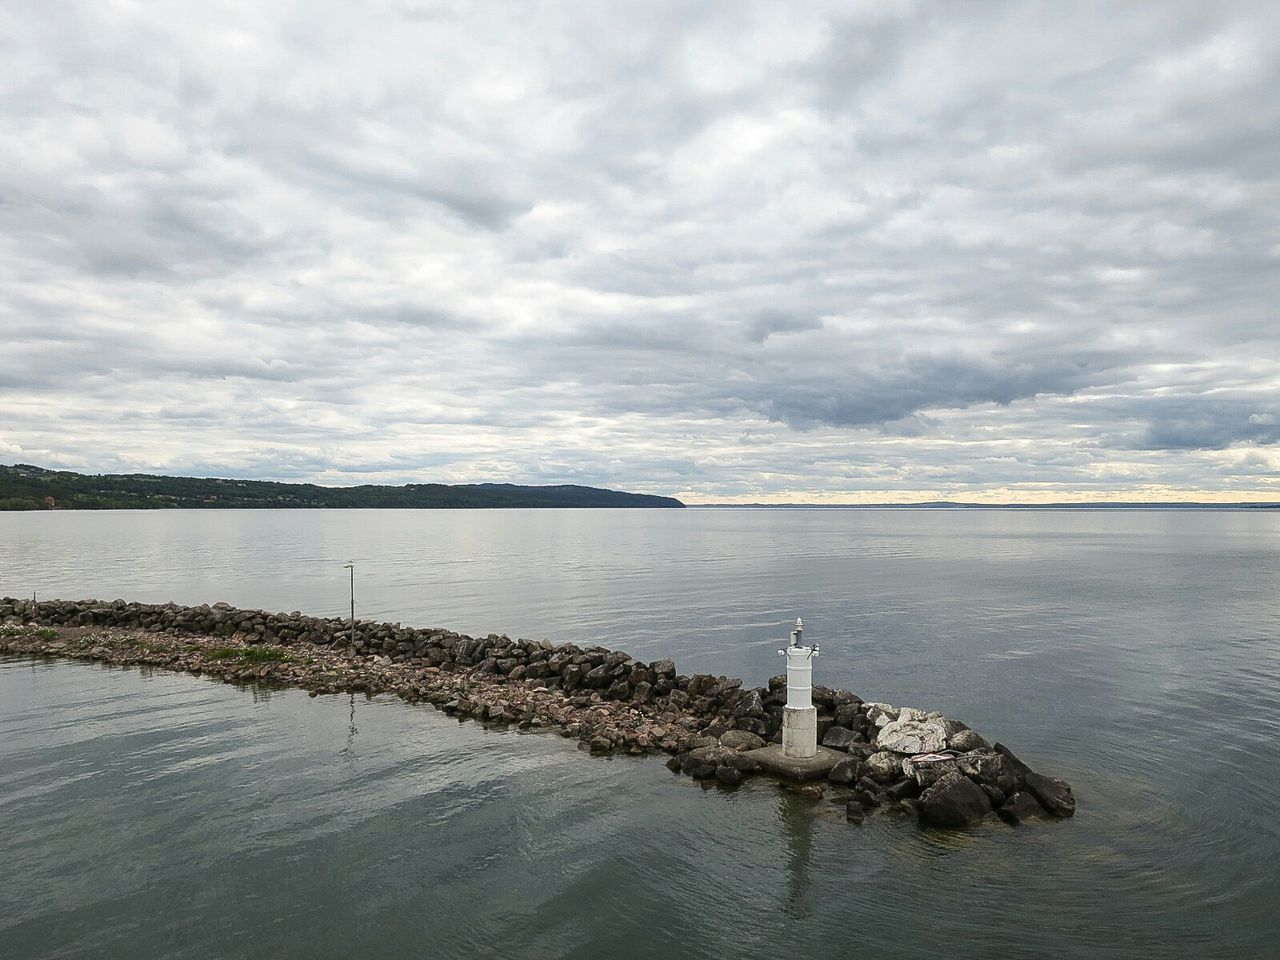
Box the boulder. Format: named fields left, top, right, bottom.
left=993, top=742, right=1033, bottom=777
left=715, top=765, right=743, bottom=786
left=833, top=703, right=861, bottom=729
left=918, top=772, right=993, bottom=829
left=863, top=751, right=905, bottom=783
left=719, top=730, right=765, bottom=752
left=980, top=785, right=1006, bottom=808
left=827, top=757, right=862, bottom=785
left=650, top=657, right=676, bottom=679
left=996, top=790, right=1048, bottom=825
left=688, top=744, right=739, bottom=767
left=954, top=751, right=1019, bottom=795
left=875, top=717, right=949, bottom=755
left=863, top=702, right=898, bottom=727
left=821, top=726, right=860, bottom=751
left=949, top=728, right=989, bottom=752
left=845, top=800, right=866, bottom=824
left=886, top=779, right=920, bottom=801
left=1024, top=772, right=1077, bottom=818
left=734, top=689, right=765, bottom=718
left=901, top=756, right=956, bottom=789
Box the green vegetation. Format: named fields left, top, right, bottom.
left=0, top=463, right=685, bottom=510
left=0, top=625, right=59, bottom=640
left=208, top=646, right=294, bottom=664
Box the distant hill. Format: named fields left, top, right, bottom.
left=0, top=464, right=685, bottom=511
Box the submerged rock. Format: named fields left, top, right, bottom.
left=827, top=756, right=862, bottom=785
left=997, top=790, right=1049, bottom=825
left=1024, top=772, right=1077, bottom=818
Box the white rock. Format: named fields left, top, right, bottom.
left=875, top=717, right=949, bottom=755
left=863, top=702, right=898, bottom=728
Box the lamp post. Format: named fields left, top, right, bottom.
left=343, top=561, right=355, bottom=647
left=778, top=617, right=820, bottom=759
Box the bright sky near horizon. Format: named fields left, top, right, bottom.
left=2, top=1, right=1278, bottom=503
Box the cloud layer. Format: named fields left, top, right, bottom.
left=2, top=1, right=1278, bottom=501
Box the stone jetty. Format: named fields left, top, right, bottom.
left=0, top=597, right=1076, bottom=830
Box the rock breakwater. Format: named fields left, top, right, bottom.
left=1, top=597, right=1075, bottom=830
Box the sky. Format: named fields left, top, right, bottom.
left=2, top=1, right=1278, bottom=503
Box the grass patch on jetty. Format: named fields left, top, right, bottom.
left=0, top=625, right=58, bottom=641
left=208, top=645, right=295, bottom=665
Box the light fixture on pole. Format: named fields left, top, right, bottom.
left=343, top=561, right=355, bottom=647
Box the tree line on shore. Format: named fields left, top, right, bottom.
left=0, top=463, right=685, bottom=511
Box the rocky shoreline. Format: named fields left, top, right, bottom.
left=1, top=597, right=1076, bottom=830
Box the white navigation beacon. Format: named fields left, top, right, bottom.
left=778, top=617, right=820, bottom=759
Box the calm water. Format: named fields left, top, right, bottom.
left=2, top=508, right=1279, bottom=958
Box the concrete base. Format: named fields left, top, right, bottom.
left=782, top=704, right=818, bottom=759
left=744, top=744, right=845, bottom=782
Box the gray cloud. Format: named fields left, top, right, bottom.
left=1, top=0, right=1278, bottom=501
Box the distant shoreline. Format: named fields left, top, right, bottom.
left=0, top=463, right=685, bottom=511
left=689, top=502, right=1280, bottom=510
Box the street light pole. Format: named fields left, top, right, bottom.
left=343, top=561, right=355, bottom=647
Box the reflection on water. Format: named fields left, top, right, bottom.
left=2, top=508, right=1280, bottom=958
left=778, top=790, right=816, bottom=919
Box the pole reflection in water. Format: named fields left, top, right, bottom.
left=341, top=692, right=358, bottom=759
left=777, top=790, right=817, bottom=918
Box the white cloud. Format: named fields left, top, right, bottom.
left=1, top=0, right=1278, bottom=501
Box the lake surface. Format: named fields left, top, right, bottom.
left=2, top=508, right=1279, bottom=958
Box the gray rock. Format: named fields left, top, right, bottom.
left=719, top=729, right=766, bottom=752
left=821, top=726, right=859, bottom=751
left=688, top=744, right=739, bottom=767
left=834, top=703, right=861, bottom=729
left=734, top=689, right=765, bottom=718
left=997, top=790, right=1048, bottom=825
left=827, top=757, right=862, bottom=785
left=886, top=779, right=920, bottom=801
left=1025, top=772, right=1077, bottom=818
left=918, top=771, right=993, bottom=828
left=901, top=755, right=956, bottom=788
left=954, top=751, right=1018, bottom=795
left=845, top=800, right=866, bottom=824
left=949, top=728, right=989, bottom=752
left=863, top=751, right=905, bottom=783
left=993, top=742, right=1033, bottom=777
left=715, top=765, right=743, bottom=786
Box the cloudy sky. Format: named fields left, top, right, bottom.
left=3, top=1, right=1278, bottom=502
